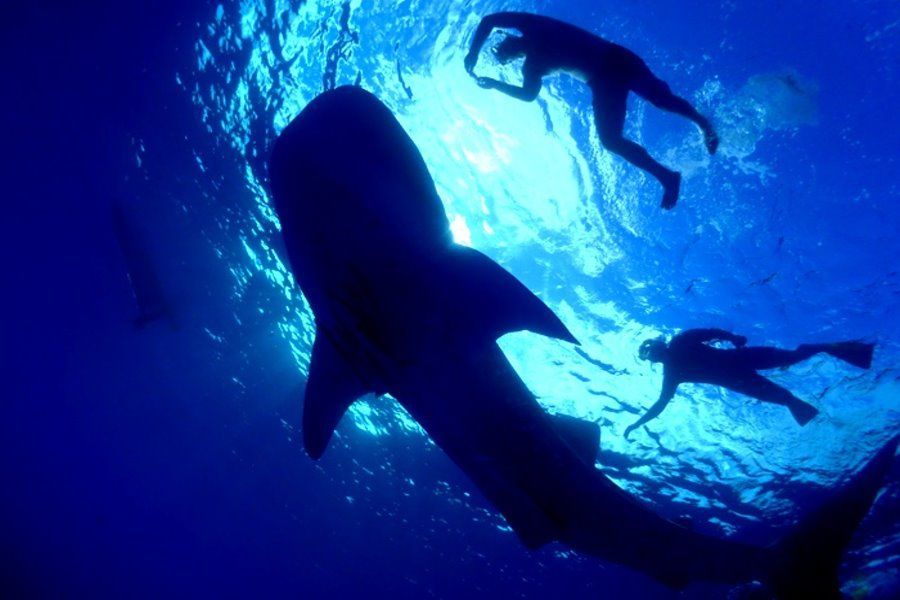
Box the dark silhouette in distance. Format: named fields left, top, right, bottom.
left=627, top=329, right=875, bottom=437
left=464, top=12, right=718, bottom=209
left=268, top=85, right=895, bottom=598
left=112, top=199, right=175, bottom=329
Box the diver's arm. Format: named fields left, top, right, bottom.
left=624, top=376, right=677, bottom=438
left=475, top=59, right=542, bottom=101
left=476, top=77, right=541, bottom=101
left=677, top=328, right=747, bottom=347
left=465, top=14, right=503, bottom=73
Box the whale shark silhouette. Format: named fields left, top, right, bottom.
left=269, top=86, right=896, bottom=597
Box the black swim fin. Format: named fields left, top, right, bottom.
left=765, top=435, right=898, bottom=599
left=787, top=400, right=819, bottom=426
left=824, top=341, right=874, bottom=370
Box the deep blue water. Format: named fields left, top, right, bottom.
left=3, top=0, right=899, bottom=597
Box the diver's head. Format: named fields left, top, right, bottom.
left=493, top=35, right=527, bottom=63
left=639, top=338, right=668, bottom=363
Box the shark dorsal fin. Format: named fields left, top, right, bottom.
left=303, top=333, right=369, bottom=459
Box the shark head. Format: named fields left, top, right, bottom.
left=269, top=85, right=578, bottom=457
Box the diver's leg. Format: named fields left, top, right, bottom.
left=593, top=86, right=681, bottom=209
left=631, top=67, right=718, bottom=154
left=736, top=342, right=874, bottom=371
left=727, top=373, right=819, bottom=425
left=734, top=346, right=822, bottom=371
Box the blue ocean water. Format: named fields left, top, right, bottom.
left=3, top=0, right=898, bottom=597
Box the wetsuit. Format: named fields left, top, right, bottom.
left=465, top=12, right=717, bottom=208
left=627, top=329, right=874, bottom=435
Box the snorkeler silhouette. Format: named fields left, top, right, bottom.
left=465, top=12, right=718, bottom=209
left=626, top=329, right=875, bottom=437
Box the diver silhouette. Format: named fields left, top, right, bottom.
left=626, top=329, right=874, bottom=437
left=464, top=12, right=718, bottom=209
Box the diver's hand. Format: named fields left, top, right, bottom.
left=464, top=52, right=477, bottom=76
left=733, top=335, right=748, bottom=347
left=476, top=77, right=495, bottom=89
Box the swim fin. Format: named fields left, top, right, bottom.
left=788, top=400, right=819, bottom=426
left=824, top=341, right=874, bottom=370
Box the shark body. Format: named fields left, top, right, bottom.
left=269, top=86, right=896, bottom=597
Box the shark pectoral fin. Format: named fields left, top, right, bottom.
left=303, top=333, right=369, bottom=459
left=446, top=246, right=578, bottom=344
left=549, top=413, right=600, bottom=466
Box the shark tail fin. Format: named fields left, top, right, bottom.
left=302, top=333, right=370, bottom=459
left=766, top=435, right=898, bottom=599
left=444, top=246, right=578, bottom=345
